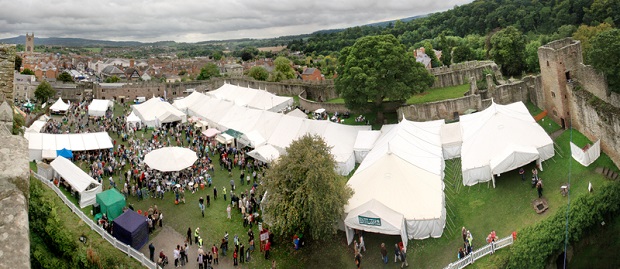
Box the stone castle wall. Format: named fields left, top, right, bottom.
left=575, top=63, right=609, bottom=103
left=569, top=86, right=620, bottom=166
left=0, top=44, right=30, bottom=269
left=429, top=60, right=501, bottom=89
left=397, top=94, right=483, bottom=121
left=0, top=45, right=15, bottom=105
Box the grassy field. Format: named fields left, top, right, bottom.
left=325, top=84, right=470, bottom=105
left=43, top=101, right=619, bottom=269
left=407, top=84, right=470, bottom=105
left=525, top=101, right=563, bottom=134
left=84, top=47, right=102, bottom=53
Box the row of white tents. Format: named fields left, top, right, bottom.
left=343, top=101, right=554, bottom=248
left=25, top=132, right=114, bottom=161
left=171, top=90, right=369, bottom=175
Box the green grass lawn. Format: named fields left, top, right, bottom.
left=526, top=101, right=562, bottom=134
left=406, top=84, right=470, bottom=105
left=325, top=84, right=470, bottom=105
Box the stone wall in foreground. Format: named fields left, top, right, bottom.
left=0, top=44, right=30, bottom=269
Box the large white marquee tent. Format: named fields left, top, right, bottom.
left=50, top=156, right=102, bottom=208
left=89, top=99, right=114, bottom=117
left=344, top=119, right=446, bottom=248
left=132, top=97, right=187, bottom=127
left=207, top=83, right=294, bottom=112
left=25, top=132, right=114, bottom=161
left=459, top=101, right=554, bottom=187
left=175, top=91, right=369, bottom=175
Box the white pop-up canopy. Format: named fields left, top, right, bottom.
left=50, top=97, right=70, bottom=113
left=50, top=156, right=102, bottom=208
left=460, top=101, right=554, bottom=187
left=344, top=119, right=446, bottom=247
left=89, top=99, right=113, bottom=117
left=209, top=83, right=294, bottom=112
left=126, top=111, right=142, bottom=129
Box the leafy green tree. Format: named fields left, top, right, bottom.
left=14, top=55, right=22, bottom=71
left=336, top=35, right=435, bottom=124
left=57, top=72, right=73, bottom=82
left=196, top=63, right=220, bottom=80
left=525, top=40, right=542, bottom=73
left=12, top=110, right=25, bottom=135
left=490, top=26, right=526, bottom=77
left=452, top=45, right=475, bottom=63
left=104, top=75, right=120, bottom=83
left=423, top=42, right=442, bottom=68
left=263, top=134, right=353, bottom=241
left=34, top=81, right=55, bottom=104
left=248, top=66, right=269, bottom=81
left=588, top=29, right=620, bottom=93
left=269, top=56, right=295, bottom=82
left=572, top=22, right=613, bottom=63
left=21, top=68, right=35, bottom=75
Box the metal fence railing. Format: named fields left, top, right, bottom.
left=33, top=172, right=159, bottom=269
left=443, top=235, right=514, bottom=269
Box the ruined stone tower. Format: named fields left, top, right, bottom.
left=25, top=33, right=34, bottom=54
left=537, top=38, right=583, bottom=129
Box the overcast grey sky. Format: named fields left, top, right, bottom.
left=0, top=0, right=473, bottom=42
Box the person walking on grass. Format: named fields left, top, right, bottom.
left=537, top=179, right=544, bottom=198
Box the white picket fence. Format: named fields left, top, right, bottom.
left=443, top=235, right=514, bottom=269
left=33, top=172, right=159, bottom=269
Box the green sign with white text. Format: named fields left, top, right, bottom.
left=358, top=216, right=381, bottom=226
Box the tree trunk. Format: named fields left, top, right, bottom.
left=374, top=98, right=384, bottom=125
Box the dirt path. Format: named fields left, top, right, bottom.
left=140, top=225, right=262, bottom=269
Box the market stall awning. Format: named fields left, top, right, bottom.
left=224, top=128, right=244, bottom=139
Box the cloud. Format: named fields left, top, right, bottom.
left=0, top=0, right=473, bottom=42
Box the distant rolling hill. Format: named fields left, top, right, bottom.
left=312, top=14, right=428, bottom=35
left=0, top=35, right=146, bottom=47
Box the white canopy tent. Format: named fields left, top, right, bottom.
left=132, top=97, right=187, bottom=127
left=247, top=144, right=281, bottom=163
left=126, top=111, right=142, bottom=129
left=440, top=122, right=462, bottom=160
left=50, top=157, right=102, bottom=208
left=50, top=97, right=70, bottom=113
left=208, top=83, right=294, bottom=112
left=286, top=108, right=308, bottom=119
left=182, top=91, right=370, bottom=175
left=344, top=119, right=446, bottom=246
left=460, top=101, right=554, bottom=187
left=26, top=132, right=113, bottom=161
left=570, top=140, right=601, bottom=167
left=173, top=91, right=205, bottom=114
left=25, top=120, right=47, bottom=133
left=89, top=99, right=113, bottom=117
left=353, top=130, right=381, bottom=163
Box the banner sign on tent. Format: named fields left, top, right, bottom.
left=358, top=216, right=381, bottom=226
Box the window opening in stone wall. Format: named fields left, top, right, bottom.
left=551, top=92, right=556, bottom=98
left=565, top=71, right=571, bottom=81
left=547, top=61, right=549, bottom=67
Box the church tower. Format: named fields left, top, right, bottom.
left=25, top=33, right=34, bottom=54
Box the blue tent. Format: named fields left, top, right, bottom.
left=57, top=148, right=73, bottom=159
left=112, top=210, right=149, bottom=250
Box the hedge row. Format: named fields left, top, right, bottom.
left=507, top=181, right=620, bottom=268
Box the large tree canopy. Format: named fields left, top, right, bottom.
left=248, top=66, right=269, bottom=81
left=588, top=29, right=620, bottom=93
left=335, top=34, right=435, bottom=124
left=34, top=81, right=55, bottom=104
left=490, top=26, right=527, bottom=77
left=269, top=56, right=295, bottom=82
left=196, top=63, right=220, bottom=80
left=263, top=134, right=353, bottom=241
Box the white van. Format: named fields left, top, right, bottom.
left=134, top=96, right=146, bottom=104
